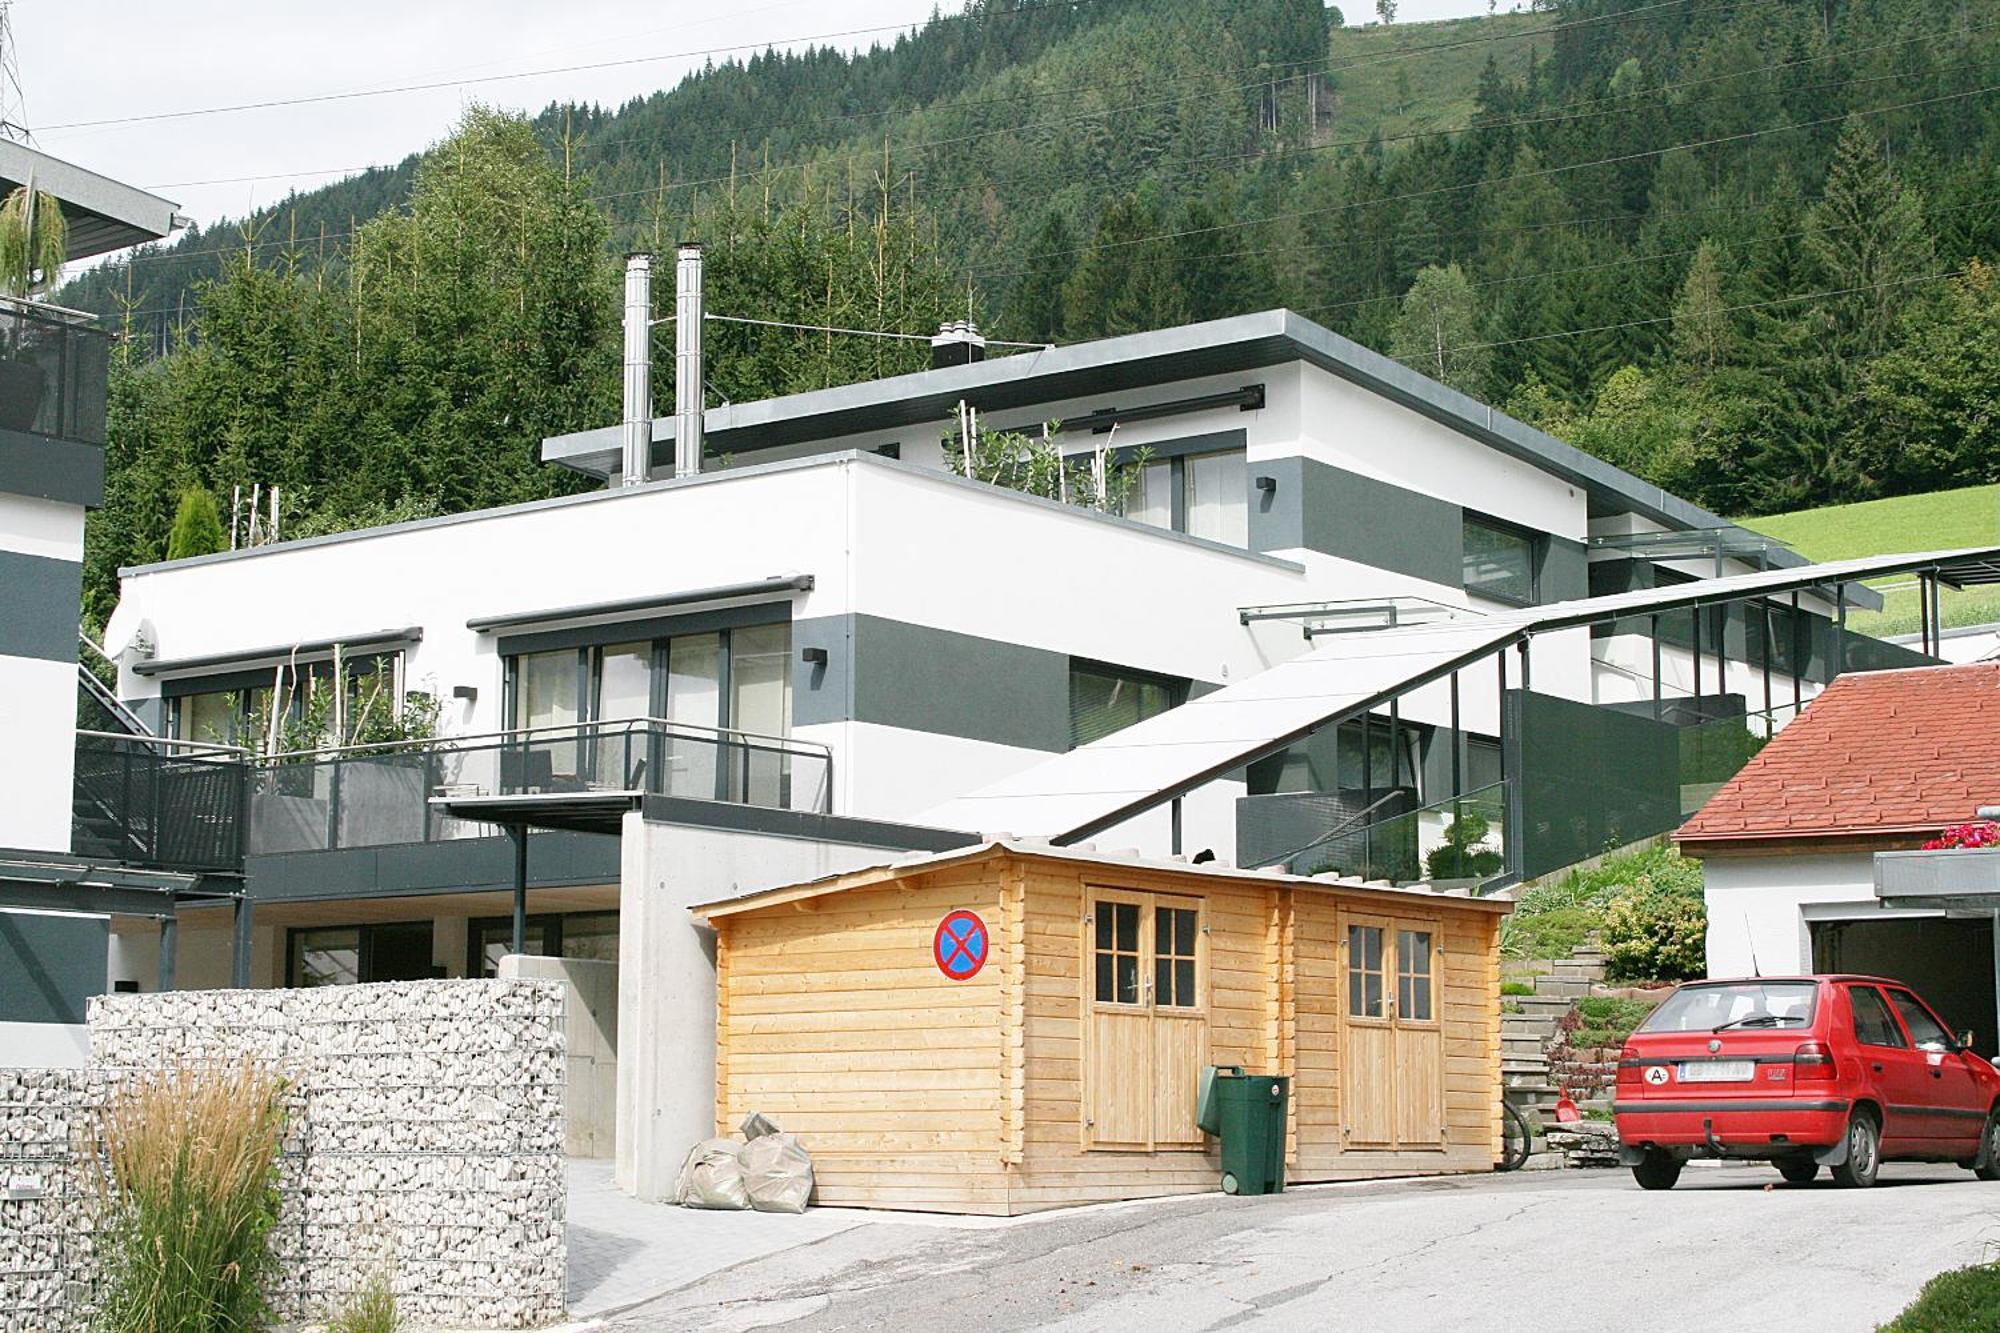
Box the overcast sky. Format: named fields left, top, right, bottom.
left=25, top=0, right=1499, bottom=230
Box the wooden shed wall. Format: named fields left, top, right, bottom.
left=711, top=852, right=1503, bottom=1215
left=713, top=862, right=1013, bottom=1211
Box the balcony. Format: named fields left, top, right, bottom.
left=72, top=731, right=248, bottom=872
left=247, top=718, right=833, bottom=855
left=0, top=298, right=110, bottom=445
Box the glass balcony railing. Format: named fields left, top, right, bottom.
left=1240, top=782, right=1511, bottom=888
left=0, top=298, right=110, bottom=444
left=247, top=717, right=833, bottom=855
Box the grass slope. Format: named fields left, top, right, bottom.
left=1321, top=12, right=1554, bottom=146
left=1738, top=485, right=2000, bottom=637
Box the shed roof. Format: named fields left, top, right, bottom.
left=687, top=838, right=1514, bottom=922
left=1677, top=662, right=2000, bottom=846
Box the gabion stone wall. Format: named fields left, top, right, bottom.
left=0, top=978, right=567, bottom=1332
left=0, top=1069, right=101, bottom=1333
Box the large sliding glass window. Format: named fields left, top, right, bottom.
left=1069, top=660, right=1185, bottom=749
left=169, top=654, right=398, bottom=748
left=1117, top=444, right=1247, bottom=548
left=287, top=920, right=435, bottom=987
left=468, top=910, right=619, bottom=978
left=1462, top=516, right=1538, bottom=605
left=506, top=618, right=792, bottom=800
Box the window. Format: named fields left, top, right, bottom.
left=1640, top=981, right=1818, bottom=1032
left=1120, top=446, right=1247, bottom=547
left=1069, top=661, right=1184, bottom=749
left=1154, top=907, right=1199, bottom=1008
left=1397, top=929, right=1434, bottom=1021
left=1347, top=924, right=1385, bottom=1018
left=1462, top=516, right=1538, bottom=605
left=1887, top=989, right=1954, bottom=1052
left=1849, top=986, right=1907, bottom=1048
left=468, top=910, right=619, bottom=977
left=170, top=654, right=397, bottom=746
left=287, top=921, right=436, bottom=987
left=507, top=621, right=793, bottom=797
left=1094, top=900, right=1141, bottom=1005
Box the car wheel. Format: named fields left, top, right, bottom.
left=1831, top=1111, right=1880, bottom=1189
left=1974, top=1111, right=2000, bottom=1182
left=1632, top=1149, right=1683, bottom=1191
left=1777, top=1159, right=1818, bottom=1184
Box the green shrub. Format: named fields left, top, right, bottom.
left=1570, top=997, right=1661, bottom=1048
left=1499, top=980, right=1535, bottom=997
left=328, top=1271, right=400, bottom=1333
left=1502, top=904, right=1600, bottom=962
left=1602, top=886, right=1707, bottom=983
left=93, top=1061, right=288, bottom=1333
left=1424, top=811, right=1504, bottom=880
left=1880, top=1264, right=2000, bottom=1332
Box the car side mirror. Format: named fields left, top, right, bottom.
left=1958, top=1030, right=1977, bottom=1053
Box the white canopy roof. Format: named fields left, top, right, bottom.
left=920, top=547, right=2000, bottom=843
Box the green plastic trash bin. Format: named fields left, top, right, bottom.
left=1210, top=1069, right=1289, bottom=1196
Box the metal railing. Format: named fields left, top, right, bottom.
left=0, top=297, right=110, bottom=444
left=248, top=717, right=833, bottom=855
left=72, top=730, right=249, bottom=871
left=1246, top=782, right=1511, bottom=887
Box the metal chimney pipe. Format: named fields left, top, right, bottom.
left=620, top=253, right=653, bottom=487
left=674, top=243, right=705, bottom=477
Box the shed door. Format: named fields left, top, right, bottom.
left=1084, top=890, right=1208, bottom=1151
left=1341, top=912, right=1445, bottom=1151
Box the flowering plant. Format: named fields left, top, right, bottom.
left=1922, top=821, right=2000, bottom=850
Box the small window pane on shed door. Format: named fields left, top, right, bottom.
left=1398, top=929, right=1434, bottom=1021
left=1154, top=907, right=1199, bottom=1008
left=1348, top=924, right=1384, bottom=1017
left=1095, top=901, right=1141, bottom=1005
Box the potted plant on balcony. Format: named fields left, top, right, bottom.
left=0, top=181, right=66, bottom=431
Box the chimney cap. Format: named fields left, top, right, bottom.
left=931, top=319, right=986, bottom=348
left=677, top=240, right=705, bottom=256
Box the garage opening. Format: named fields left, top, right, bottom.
left=1810, top=916, right=1997, bottom=1058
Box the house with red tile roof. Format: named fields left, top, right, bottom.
left=1678, top=662, right=2000, bottom=1054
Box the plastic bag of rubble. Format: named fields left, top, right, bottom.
left=674, top=1137, right=750, bottom=1210
left=741, top=1131, right=815, bottom=1214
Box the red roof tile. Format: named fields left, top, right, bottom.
left=1677, top=663, right=2000, bottom=843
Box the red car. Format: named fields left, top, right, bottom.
left=1613, top=975, right=2000, bottom=1190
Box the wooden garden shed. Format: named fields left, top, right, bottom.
left=691, top=840, right=1510, bottom=1215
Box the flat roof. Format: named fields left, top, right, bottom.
left=689, top=837, right=1513, bottom=921
left=0, top=141, right=179, bottom=261
left=544, top=307, right=1788, bottom=544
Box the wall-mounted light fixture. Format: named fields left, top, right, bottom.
left=1255, top=475, right=1278, bottom=496
left=801, top=647, right=829, bottom=667
left=451, top=685, right=479, bottom=702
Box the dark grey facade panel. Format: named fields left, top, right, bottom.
left=0, top=910, right=107, bottom=1024
left=134, top=628, right=422, bottom=678
left=0, top=431, right=104, bottom=507
left=0, top=550, right=82, bottom=663
left=1539, top=536, right=1589, bottom=604
left=246, top=831, right=619, bottom=904
left=1249, top=455, right=1463, bottom=586
left=795, top=614, right=1072, bottom=752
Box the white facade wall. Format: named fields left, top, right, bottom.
left=1701, top=850, right=1879, bottom=977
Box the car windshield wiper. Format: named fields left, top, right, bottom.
left=1712, top=1014, right=1797, bottom=1032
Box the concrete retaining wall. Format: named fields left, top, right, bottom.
left=0, top=978, right=566, bottom=1331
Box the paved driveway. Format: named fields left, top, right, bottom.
left=599, top=1163, right=2000, bottom=1332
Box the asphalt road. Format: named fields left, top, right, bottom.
left=606, top=1163, right=2000, bottom=1332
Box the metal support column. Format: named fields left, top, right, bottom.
left=509, top=824, right=529, bottom=956
left=1449, top=670, right=1462, bottom=798
left=1760, top=602, right=1773, bottom=723
left=1800, top=588, right=1816, bottom=712
left=1714, top=605, right=1726, bottom=699
left=1650, top=614, right=1662, bottom=720
left=157, top=915, right=177, bottom=993
left=1170, top=798, right=1183, bottom=857
left=1517, top=638, right=1531, bottom=692
left=1835, top=586, right=1848, bottom=680
left=1388, top=699, right=1400, bottom=796
left=231, top=896, right=253, bottom=989
left=1691, top=607, right=1703, bottom=706
left=1496, top=649, right=1508, bottom=782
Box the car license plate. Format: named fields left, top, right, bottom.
left=1679, top=1060, right=1755, bottom=1083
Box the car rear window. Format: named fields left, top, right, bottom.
left=1640, top=981, right=1819, bottom=1033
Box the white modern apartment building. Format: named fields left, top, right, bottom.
left=91, top=298, right=1909, bottom=1003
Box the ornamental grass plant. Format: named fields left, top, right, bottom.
left=92, top=1060, right=289, bottom=1333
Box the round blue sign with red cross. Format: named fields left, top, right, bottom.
left=933, top=910, right=989, bottom=981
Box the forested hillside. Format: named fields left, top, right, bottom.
left=67, top=0, right=2000, bottom=622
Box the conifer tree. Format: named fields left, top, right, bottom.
left=1672, top=241, right=1732, bottom=377
left=165, top=489, right=226, bottom=561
